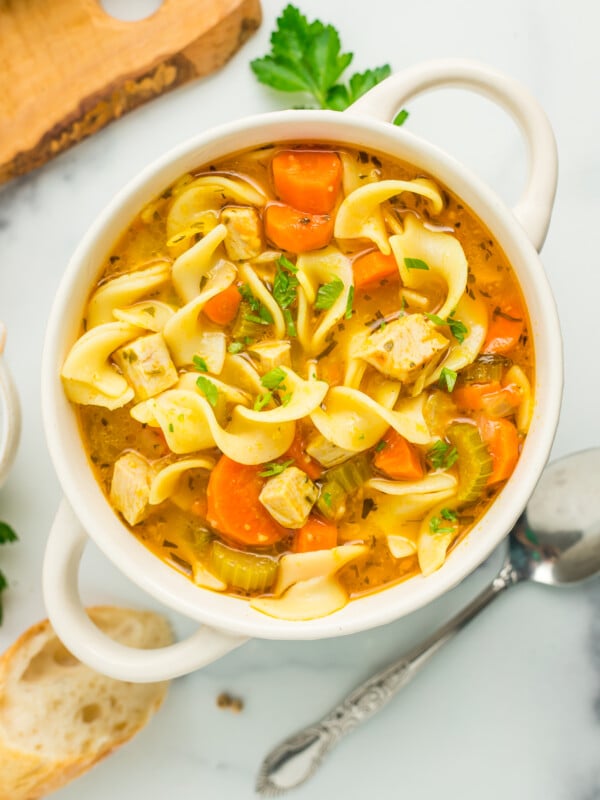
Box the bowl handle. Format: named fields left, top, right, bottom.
left=0, top=323, right=21, bottom=489
left=348, top=58, right=558, bottom=252
left=43, top=498, right=248, bottom=683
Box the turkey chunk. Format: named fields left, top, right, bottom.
left=110, top=452, right=154, bottom=525
left=221, top=207, right=263, bottom=261
left=358, top=314, right=449, bottom=382
left=113, top=333, right=178, bottom=400
left=259, top=466, right=318, bottom=528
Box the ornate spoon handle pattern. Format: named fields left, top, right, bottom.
left=256, top=558, right=519, bottom=796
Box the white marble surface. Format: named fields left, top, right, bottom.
left=1, top=1, right=600, bottom=797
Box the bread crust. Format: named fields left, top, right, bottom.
left=0, top=607, right=172, bottom=800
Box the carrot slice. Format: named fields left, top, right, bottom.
left=453, top=381, right=521, bottom=416
left=374, top=428, right=424, bottom=481
left=284, top=430, right=323, bottom=481
left=272, top=150, right=342, bottom=214
left=264, top=203, right=334, bottom=253
left=483, top=295, right=525, bottom=354
left=206, top=455, right=287, bottom=546
left=477, top=415, right=520, bottom=484
left=294, top=516, right=338, bottom=553
left=202, top=285, right=242, bottom=326
left=353, top=251, right=399, bottom=289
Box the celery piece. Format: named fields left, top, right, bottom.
left=316, top=480, right=347, bottom=521
left=232, top=300, right=270, bottom=341
left=210, top=540, right=278, bottom=593
left=446, top=423, right=493, bottom=505
left=325, top=453, right=371, bottom=493
left=459, top=354, right=511, bottom=385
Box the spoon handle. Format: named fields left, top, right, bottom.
left=256, top=559, right=518, bottom=796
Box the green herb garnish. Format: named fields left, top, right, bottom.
left=261, top=367, right=287, bottom=390
left=393, top=109, right=409, bottom=126
left=404, top=257, right=430, bottom=271
left=374, top=440, right=386, bottom=452
left=253, top=392, right=273, bottom=411
left=426, top=440, right=459, bottom=470
left=250, top=5, right=393, bottom=111
left=344, top=285, right=354, bottom=319
left=439, top=367, right=458, bottom=392
left=168, top=423, right=174, bottom=432
left=440, top=507, right=458, bottom=522
left=315, top=278, right=344, bottom=310
left=259, top=459, right=295, bottom=478
left=196, top=376, right=218, bottom=407
left=228, top=342, right=244, bottom=354
left=192, top=355, right=208, bottom=373
left=426, top=312, right=468, bottom=344
left=273, top=258, right=299, bottom=336
left=429, top=515, right=456, bottom=535
left=0, top=521, right=18, bottom=625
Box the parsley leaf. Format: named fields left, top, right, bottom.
left=250, top=5, right=392, bottom=111
left=0, top=521, right=18, bottom=625
left=196, top=376, right=218, bottom=407
left=393, top=109, right=409, bottom=126
left=439, top=367, right=458, bottom=392
left=429, top=515, right=456, bottom=536
left=404, top=257, right=430, bottom=271
left=273, top=257, right=299, bottom=337
left=426, top=440, right=459, bottom=470
left=345, top=285, right=354, bottom=319
left=440, top=507, right=458, bottom=522
left=426, top=312, right=468, bottom=344
left=0, top=522, right=18, bottom=544
left=253, top=392, right=273, bottom=411
left=261, top=367, right=287, bottom=390
left=192, top=355, right=208, bottom=373
left=259, top=459, right=294, bottom=478
left=228, top=342, right=244, bottom=354
left=315, top=278, right=344, bottom=310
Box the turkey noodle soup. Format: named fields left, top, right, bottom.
left=61, top=143, right=534, bottom=621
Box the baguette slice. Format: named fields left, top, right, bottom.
left=0, top=606, right=172, bottom=800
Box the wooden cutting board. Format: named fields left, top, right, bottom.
left=0, top=0, right=262, bottom=186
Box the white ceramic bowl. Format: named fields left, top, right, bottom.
left=42, top=59, right=562, bottom=682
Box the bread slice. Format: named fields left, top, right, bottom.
left=0, top=607, right=172, bottom=800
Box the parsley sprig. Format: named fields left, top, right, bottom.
left=315, top=278, right=344, bottom=310
left=250, top=5, right=408, bottom=119
left=273, top=256, right=299, bottom=337
left=0, top=521, right=18, bottom=625
left=427, top=440, right=459, bottom=471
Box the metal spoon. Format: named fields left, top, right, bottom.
left=256, top=447, right=600, bottom=796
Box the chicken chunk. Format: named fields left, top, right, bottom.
left=221, top=206, right=263, bottom=261
left=110, top=452, right=154, bottom=526
left=305, top=434, right=354, bottom=467
left=248, top=340, right=292, bottom=374
left=357, top=313, right=449, bottom=382
left=259, top=466, right=318, bottom=528
left=113, top=333, right=178, bottom=400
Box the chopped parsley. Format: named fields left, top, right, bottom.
left=228, top=342, right=244, bottom=354
left=429, top=514, right=456, bottom=536
left=192, top=355, right=208, bottom=373
left=261, top=367, right=287, bottom=390
left=259, top=459, right=294, bottom=477
left=196, top=376, right=218, bottom=407
left=426, top=440, right=459, bottom=470
left=393, top=109, right=409, bottom=126
left=344, top=285, right=354, bottom=319
left=374, top=440, right=387, bottom=452
left=439, top=367, right=458, bottom=392
left=315, top=278, right=344, bottom=310
left=404, top=257, right=429, bottom=271
left=425, top=312, right=468, bottom=344
left=273, top=257, right=299, bottom=336
left=0, top=521, right=18, bottom=622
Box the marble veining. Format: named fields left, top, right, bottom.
left=1, top=1, right=599, bottom=798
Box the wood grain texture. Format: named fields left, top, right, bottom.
left=0, top=0, right=262, bottom=186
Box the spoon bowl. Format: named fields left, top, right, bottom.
left=258, top=447, right=600, bottom=795
left=511, top=447, right=600, bottom=585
